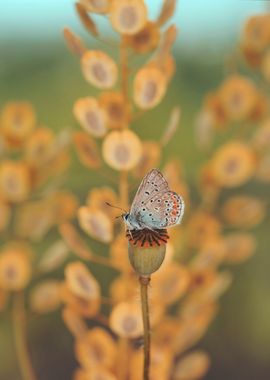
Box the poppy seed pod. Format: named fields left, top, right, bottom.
left=127, top=229, right=169, bottom=276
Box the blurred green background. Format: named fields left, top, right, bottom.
left=1, top=1, right=270, bottom=379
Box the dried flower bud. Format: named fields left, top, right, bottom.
left=63, top=27, right=86, bottom=57
left=157, top=0, right=176, bottom=26
left=73, top=97, right=107, bottom=138
left=157, top=24, right=177, bottom=58
left=110, top=0, right=147, bottom=35
left=109, top=301, right=143, bottom=338
left=222, top=196, right=265, bottom=228
left=15, top=200, right=53, bottom=241
left=223, top=233, right=256, bottom=264
left=75, top=327, right=116, bottom=369
left=99, top=91, right=131, bottom=129
left=0, top=102, right=36, bottom=145
left=80, top=0, right=110, bottom=14
left=76, top=2, right=99, bottom=37
left=134, top=65, right=167, bottom=109
left=0, top=160, right=31, bottom=203
left=59, top=223, right=93, bottom=260
left=62, top=307, right=88, bottom=338
left=173, top=350, right=210, bottom=380
left=73, top=131, right=101, bottom=169
left=211, top=141, right=256, bottom=188
left=81, top=50, right=118, bottom=89
left=127, top=229, right=168, bottom=276
left=124, top=21, right=160, bottom=54
left=30, top=280, right=61, bottom=314
left=25, top=128, right=55, bottom=168
left=160, top=106, right=181, bottom=146
left=38, top=240, right=69, bottom=273
left=60, top=283, right=100, bottom=317
left=0, top=245, right=32, bottom=291
left=151, top=263, right=190, bottom=305
left=78, top=206, right=113, bottom=243
left=65, top=261, right=100, bottom=301
left=102, top=130, right=142, bottom=171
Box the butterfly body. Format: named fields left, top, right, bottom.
left=123, top=169, right=184, bottom=231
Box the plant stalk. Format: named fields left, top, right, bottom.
left=12, top=292, right=37, bottom=380
left=140, top=276, right=151, bottom=380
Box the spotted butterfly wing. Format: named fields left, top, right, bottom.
left=130, top=169, right=184, bottom=229
left=130, top=169, right=169, bottom=213
left=141, top=190, right=184, bottom=228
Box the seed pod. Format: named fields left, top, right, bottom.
left=127, top=229, right=168, bottom=276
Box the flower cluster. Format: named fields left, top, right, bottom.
left=57, top=2, right=270, bottom=380
left=0, top=101, right=76, bottom=310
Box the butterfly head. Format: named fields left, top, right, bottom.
left=122, top=213, right=129, bottom=222
left=105, top=202, right=132, bottom=226
left=122, top=212, right=134, bottom=229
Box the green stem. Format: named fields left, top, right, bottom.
left=140, top=276, right=151, bottom=380
left=12, top=292, right=37, bottom=380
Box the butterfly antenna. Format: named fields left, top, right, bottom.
left=105, top=202, right=127, bottom=217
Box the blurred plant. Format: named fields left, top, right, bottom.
left=2, top=3, right=270, bottom=380
left=59, top=1, right=270, bottom=380
left=0, top=102, right=75, bottom=380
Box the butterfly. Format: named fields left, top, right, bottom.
left=123, top=168, right=185, bottom=231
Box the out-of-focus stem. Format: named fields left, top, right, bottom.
left=12, top=292, right=37, bottom=380
left=120, top=37, right=129, bottom=103
left=140, top=276, right=151, bottom=380
left=119, top=170, right=129, bottom=210
left=119, top=37, right=130, bottom=211
left=118, top=36, right=130, bottom=380
left=117, top=337, right=130, bottom=380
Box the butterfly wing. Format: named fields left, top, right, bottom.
left=130, top=169, right=169, bottom=214
left=130, top=169, right=184, bottom=229
left=139, top=191, right=185, bottom=229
